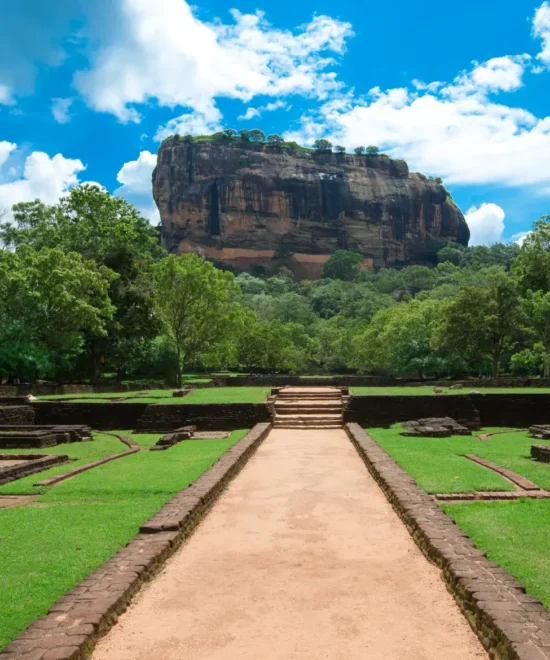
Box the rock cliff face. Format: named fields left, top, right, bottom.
left=153, top=139, right=469, bottom=279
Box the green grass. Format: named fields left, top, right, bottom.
left=352, top=387, right=550, bottom=395
left=368, top=426, right=550, bottom=493
left=444, top=500, right=550, bottom=611
left=0, top=429, right=247, bottom=648
left=36, top=386, right=270, bottom=404
left=181, top=387, right=271, bottom=404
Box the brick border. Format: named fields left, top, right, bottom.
left=0, top=454, right=69, bottom=486
left=34, top=435, right=140, bottom=488
left=0, top=423, right=270, bottom=659
left=464, top=455, right=543, bottom=492
left=345, top=423, right=550, bottom=660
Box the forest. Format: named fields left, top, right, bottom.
left=1, top=183, right=549, bottom=385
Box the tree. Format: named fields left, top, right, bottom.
left=520, top=290, right=550, bottom=376
left=267, top=134, right=284, bottom=144
left=513, top=216, right=550, bottom=292
left=335, top=145, right=346, bottom=153
left=313, top=139, right=333, bottom=152
left=224, top=129, right=237, bottom=138
left=438, top=246, right=464, bottom=266
left=248, top=129, right=266, bottom=143
left=238, top=129, right=250, bottom=142
left=1, top=185, right=163, bottom=381
left=322, top=250, right=363, bottom=281
left=153, top=254, right=240, bottom=387
left=0, top=247, right=116, bottom=380
left=354, top=146, right=366, bottom=155
left=438, top=272, right=522, bottom=378
left=366, top=145, right=380, bottom=155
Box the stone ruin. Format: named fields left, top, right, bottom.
left=0, top=425, right=92, bottom=449
left=529, top=424, right=550, bottom=440
left=528, top=426, right=550, bottom=463
left=150, top=426, right=197, bottom=451
left=401, top=417, right=472, bottom=438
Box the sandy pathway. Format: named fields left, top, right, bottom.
left=94, top=429, right=486, bottom=660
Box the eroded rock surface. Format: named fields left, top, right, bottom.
left=153, top=140, right=469, bottom=278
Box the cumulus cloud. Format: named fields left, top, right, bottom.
left=51, top=97, right=73, bottom=124
left=0, top=141, right=16, bottom=168
left=283, top=52, right=550, bottom=191
left=74, top=0, right=352, bottom=123
left=534, top=1, right=550, bottom=65
left=0, top=84, right=13, bottom=105
left=155, top=108, right=222, bottom=141
left=511, top=230, right=532, bottom=246
left=114, top=150, right=159, bottom=223
left=465, top=203, right=505, bottom=246
left=238, top=100, right=288, bottom=121
left=0, top=144, right=85, bottom=221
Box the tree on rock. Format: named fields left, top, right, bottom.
left=335, top=145, right=346, bottom=153
left=248, top=129, right=266, bottom=143
left=153, top=254, right=240, bottom=387
left=354, top=146, right=366, bottom=155
left=366, top=145, right=380, bottom=155
left=313, top=139, right=333, bottom=152
left=322, top=250, right=363, bottom=281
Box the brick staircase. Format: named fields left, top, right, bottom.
left=270, top=387, right=348, bottom=429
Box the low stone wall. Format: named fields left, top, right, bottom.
left=531, top=444, right=550, bottom=462
left=344, top=395, right=481, bottom=429
left=0, top=405, right=35, bottom=425
left=32, top=402, right=150, bottom=430
left=0, top=453, right=69, bottom=486
left=31, top=402, right=271, bottom=432
left=345, top=423, right=550, bottom=660
left=135, top=403, right=271, bottom=432
left=472, top=393, right=550, bottom=427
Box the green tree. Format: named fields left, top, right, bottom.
left=0, top=247, right=115, bottom=379
left=267, top=134, right=284, bottom=144
left=513, top=216, right=550, bottom=291
left=322, top=250, right=363, bottom=281
left=438, top=272, right=522, bottom=378
left=354, top=146, right=366, bottom=155
left=438, top=246, right=464, bottom=266
left=335, top=145, right=346, bottom=153
left=366, top=145, right=380, bottom=155
left=248, top=129, right=266, bottom=143
left=153, top=254, right=240, bottom=387
left=313, top=139, right=333, bottom=152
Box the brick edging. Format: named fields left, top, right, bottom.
left=345, top=423, right=550, bottom=660
left=0, top=454, right=69, bottom=486
left=0, top=423, right=271, bottom=660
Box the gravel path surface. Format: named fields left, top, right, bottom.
left=93, top=429, right=486, bottom=660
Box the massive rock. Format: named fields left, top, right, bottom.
left=153, top=139, right=469, bottom=279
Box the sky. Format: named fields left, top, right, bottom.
left=2, top=0, right=550, bottom=246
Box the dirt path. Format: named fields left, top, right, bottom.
left=93, top=429, right=486, bottom=660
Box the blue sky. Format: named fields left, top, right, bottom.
left=2, top=0, right=550, bottom=246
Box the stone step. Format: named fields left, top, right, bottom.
left=274, top=425, right=343, bottom=429
left=274, top=413, right=343, bottom=420
left=274, top=405, right=343, bottom=414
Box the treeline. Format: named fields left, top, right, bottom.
left=1, top=184, right=549, bottom=384
left=164, top=129, right=384, bottom=157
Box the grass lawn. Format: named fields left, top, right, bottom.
left=368, top=426, right=550, bottom=493
left=36, top=386, right=271, bottom=405
left=444, top=500, right=550, bottom=611
left=0, top=429, right=247, bottom=647
left=352, top=386, right=550, bottom=395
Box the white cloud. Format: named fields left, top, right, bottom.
left=465, top=203, right=505, bottom=246
left=283, top=51, right=550, bottom=190
left=0, top=141, right=16, bottom=168
left=0, top=144, right=85, bottom=220
left=511, top=230, right=532, bottom=246
left=0, top=84, right=13, bottom=105
left=534, top=1, right=550, bottom=65
left=51, top=97, right=73, bottom=124
left=74, top=0, right=352, bottom=123
left=238, top=100, right=288, bottom=121
left=155, top=108, right=222, bottom=141
left=114, top=150, right=159, bottom=223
